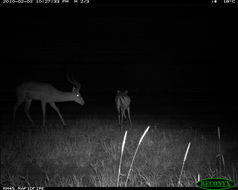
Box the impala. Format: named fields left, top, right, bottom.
left=115, top=90, right=132, bottom=126
left=13, top=73, right=85, bottom=126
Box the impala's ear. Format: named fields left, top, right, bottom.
left=72, top=87, right=76, bottom=91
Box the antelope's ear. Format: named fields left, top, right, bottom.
left=72, top=87, right=76, bottom=91
left=117, top=90, right=120, bottom=94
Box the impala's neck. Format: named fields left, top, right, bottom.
left=53, top=91, right=74, bottom=102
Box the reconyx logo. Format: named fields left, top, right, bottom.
left=197, top=178, right=234, bottom=190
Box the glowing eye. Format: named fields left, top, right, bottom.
left=76, top=94, right=79, bottom=97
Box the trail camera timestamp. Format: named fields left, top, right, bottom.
left=3, top=0, right=89, bottom=3
left=3, top=0, right=33, bottom=3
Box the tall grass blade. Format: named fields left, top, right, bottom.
left=218, top=126, right=222, bottom=177
left=125, top=126, right=150, bottom=187
left=117, top=130, right=127, bottom=187
left=217, top=126, right=220, bottom=140
left=178, top=142, right=191, bottom=186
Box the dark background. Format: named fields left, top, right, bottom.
left=1, top=3, right=238, bottom=126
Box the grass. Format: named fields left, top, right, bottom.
left=1, top=115, right=237, bottom=187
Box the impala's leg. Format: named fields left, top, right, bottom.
left=122, top=108, right=127, bottom=120
left=127, top=107, right=132, bottom=126
left=41, top=101, right=46, bottom=126
left=121, top=108, right=125, bottom=125
left=49, top=102, right=66, bottom=126
left=25, top=100, right=34, bottom=124
left=13, top=99, right=24, bottom=123
left=117, top=107, right=121, bottom=125
left=118, top=112, right=121, bottom=125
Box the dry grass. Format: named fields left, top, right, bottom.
left=1, top=115, right=237, bottom=187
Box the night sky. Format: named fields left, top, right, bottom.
left=2, top=3, right=238, bottom=124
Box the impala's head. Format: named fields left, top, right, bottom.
left=72, top=86, right=85, bottom=105
left=67, top=72, right=85, bottom=105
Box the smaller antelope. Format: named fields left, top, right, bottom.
left=13, top=73, right=85, bottom=126
left=115, top=90, right=132, bottom=126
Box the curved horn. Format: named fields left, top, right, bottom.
left=67, top=72, right=81, bottom=89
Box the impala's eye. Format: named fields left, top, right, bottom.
left=76, top=94, right=79, bottom=97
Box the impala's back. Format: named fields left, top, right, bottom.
left=17, top=82, right=57, bottom=101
